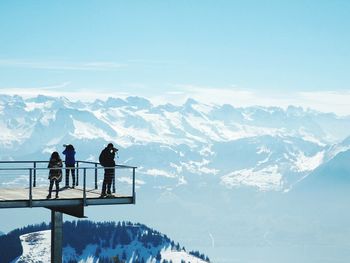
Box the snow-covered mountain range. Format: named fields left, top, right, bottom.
left=2, top=94, right=350, bottom=263
left=1, top=94, right=349, bottom=192
left=0, top=221, right=209, bottom=263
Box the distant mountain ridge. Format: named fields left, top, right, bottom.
left=2, top=95, right=350, bottom=263
left=0, top=221, right=209, bottom=263
left=1, top=94, right=350, bottom=191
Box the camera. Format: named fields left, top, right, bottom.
left=113, top=147, right=118, bottom=152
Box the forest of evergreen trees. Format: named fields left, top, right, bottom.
left=63, top=220, right=172, bottom=256
left=189, top=251, right=210, bottom=262
left=0, top=220, right=210, bottom=263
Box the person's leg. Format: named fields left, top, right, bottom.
left=100, top=169, right=107, bottom=196
left=65, top=167, right=69, bottom=187
left=55, top=180, right=59, bottom=198
left=47, top=180, right=54, bottom=198
left=71, top=166, right=76, bottom=188
left=106, top=178, right=112, bottom=194
left=106, top=168, right=114, bottom=194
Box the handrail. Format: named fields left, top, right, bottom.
left=0, top=160, right=137, bottom=205
left=0, top=160, right=137, bottom=169
left=0, top=161, right=49, bottom=164
left=0, top=166, right=131, bottom=171
left=78, top=160, right=137, bottom=169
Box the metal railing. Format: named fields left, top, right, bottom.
left=0, top=161, right=137, bottom=206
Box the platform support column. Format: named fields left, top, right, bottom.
left=51, top=210, right=63, bottom=263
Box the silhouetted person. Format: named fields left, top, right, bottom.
left=62, top=144, right=76, bottom=188
left=99, top=143, right=117, bottom=198
left=47, top=151, right=62, bottom=199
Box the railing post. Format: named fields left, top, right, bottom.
left=132, top=167, right=136, bottom=204
left=64, top=161, right=68, bottom=188
left=33, top=162, right=36, bottom=187
left=112, top=166, right=116, bottom=194
left=94, top=163, right=98, bottom=189
left=83, top=168, right=86, bottom=206
left=29, top=168, right=33, bottom=207
left=76, top=161, right=79, bottom=186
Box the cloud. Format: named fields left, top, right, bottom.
left=150, top=84, right=350, bottom=116
left=0, top=59, right=125, bottom=71
left=0, top=82, right=70, bottom=96
left=127, top=59, right=183, bottom=65
left=297, top=91, right=350, bottom=116
left=38, top=82, right=72, bottom=90
left=0, top=82, right=131, bottom=101
left=1, top=81, right=349, bottom=116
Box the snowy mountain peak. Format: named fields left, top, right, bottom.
left=26, top=94, right=57, bottom=103
left=184, top=98, right=199, bottom=106
left=126, top=96, right=153, bottom=109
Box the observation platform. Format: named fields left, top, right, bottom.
left=0, top=160, right=137, bottom=262
left=0, top=160, right=137, bottom=216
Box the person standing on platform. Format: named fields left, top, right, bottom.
left=47, top=151, right=63, bottom=199
left=62, top=144, right=76, bottom=188
left=99, top=143, right=117, bottom=198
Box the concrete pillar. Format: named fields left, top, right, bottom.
left=51, top=210, right=63, bottom=263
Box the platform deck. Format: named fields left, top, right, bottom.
left=0, top=187, right=134, bottom=209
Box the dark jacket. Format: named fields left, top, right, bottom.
left=99, top=148, right=116, bottom=167
left=62, top=148, right=76, bottom=166
left=48, top=158, right=63, bottom=180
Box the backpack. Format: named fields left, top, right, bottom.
left=99, top=149, right=108, bottom=166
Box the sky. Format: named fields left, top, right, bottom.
left=0, top=0, right=350, bottom=115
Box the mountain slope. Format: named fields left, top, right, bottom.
left=296, top=149, right=350, bottom=192
left=1, top=221, right=210, bottom=263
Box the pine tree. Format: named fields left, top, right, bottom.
left=156, top=251, right=162, bottom=261
left=112, top=255, right=123, bottom=263
left=95, top=246, right=101, bottom=258
left=122, top=251, right=127, bottom=260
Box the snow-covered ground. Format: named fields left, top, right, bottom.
left=161, top=248, right=208, bottom=263
left=13, top=230, right=51, bottom=263
left=12, top=230, right=208, bottom=263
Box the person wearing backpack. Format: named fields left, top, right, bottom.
left=62, top=144, right=76, bottom=188
left=99, top=143, right=117, bottom=198
left=47, top=151, right=63, bottom=199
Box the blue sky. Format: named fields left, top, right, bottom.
left=0, top=1, right=350, bottom=114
